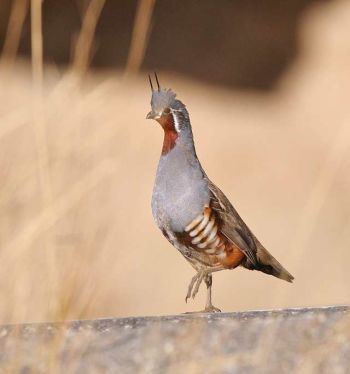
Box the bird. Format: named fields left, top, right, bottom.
left=147, top=73, right=294, bottom=312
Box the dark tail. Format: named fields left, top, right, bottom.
left=255, top=246, right=294, bottom=283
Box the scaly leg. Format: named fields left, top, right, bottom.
left=185, top=272, right=200, bottom=303
left=203, top=274, right=221, bottom=313
left=185, top=266, right=223, bottom=305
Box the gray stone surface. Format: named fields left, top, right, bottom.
left=0, top=306, right=350, bottom=373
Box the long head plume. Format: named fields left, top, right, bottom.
left=148, top=72, right=160, bottom=92
left=148, top=74, right=154, bottom=91
left=146, top=73, right=193, bottom=153
left=155, top=72, right=160, bottom=91
left=147, top=73, right=179, bottom=118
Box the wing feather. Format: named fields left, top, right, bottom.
left=207, top=179, right=258, bottom=267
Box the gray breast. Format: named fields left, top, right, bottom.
left=152, top=144, right=210, bottom=232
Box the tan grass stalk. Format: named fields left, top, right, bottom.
left=1, top=160, right=115, bottom=263
left=0, top=109, right=31, bottom=139
left=72, top=0, right=106, bottom=75
left=289, top=119, right=350, bottom=276
left=271, top=118, right=350, bottom=308
left=30, top=0, right=58, bottom=320
left=124, top=0, right=156, bottom=75
left=0, top=0, right=29, bottom=67
left=31, top=0, right=43, bottom=87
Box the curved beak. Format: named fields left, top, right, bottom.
left=146, top=111, right=154, bottom=119
left=146, top=111, right=160, bottom=120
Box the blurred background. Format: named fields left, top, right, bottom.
left=0, top=0, right=349, bottom=324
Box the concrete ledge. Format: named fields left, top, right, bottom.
left=0, top=306, right=349, bottom=373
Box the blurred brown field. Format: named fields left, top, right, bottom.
left=0, top=0, right=349, bottom=324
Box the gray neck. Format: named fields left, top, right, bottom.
left=172, top=127, right=197, bottom=160
left=152, top=113, right=210, bottom=232
left=167, top=107, right=198, bottom=163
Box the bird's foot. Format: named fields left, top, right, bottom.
left=185, top=267, right=223, bottom=303
left=203, top=304, right=221, bottom=313
left=185, top=269, right=208, bottom=302
left=183, top=305, right=221, bottom=314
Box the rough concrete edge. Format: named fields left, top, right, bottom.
left=2, top=304, right=349, bottom=328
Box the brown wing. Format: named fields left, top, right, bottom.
left=177, top=179, right=255, bottom=269
left=207, top=179, right=294, bottom=282
left=207, top=179, right=259, bottom=267
left=179, top=204, right=246, bottom=269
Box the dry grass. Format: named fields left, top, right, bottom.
left=0, top=0, right=349, bottom=328
left=72, top=0, right=107, bottom=75
left=124, top=0, right=156, bottom=75
left=0, top=0, right=28, bottom=67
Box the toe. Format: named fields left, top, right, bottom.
left=204, top=305, right=221, bottom=313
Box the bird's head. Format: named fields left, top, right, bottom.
left=146, top=73, right=188, bottom=134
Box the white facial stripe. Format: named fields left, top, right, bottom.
left=170, top=109, right=181, bottom=132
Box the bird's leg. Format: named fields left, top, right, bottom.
left=185, top=266, right=223, bottom=303
left=191, top=271, right=206, bottom=299
left=203, top=274, right=221, bottom=313
left=185, top=270, right=206, bottom=302
left=185, top=272, right=200, bottom=303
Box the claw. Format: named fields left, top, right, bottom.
left=204, top=305, right=221, bottom=313
left=184, top=267, right=223, bottom=311
left=192, top=272, right=205, bottom=299
left=185, top=270, right=207, bottom=301
left=186, top=272, right=199, bottom=302
left=184, top=306, right=221, bottom=314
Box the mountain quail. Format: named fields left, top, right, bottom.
left=147, top=73, right=294, bottom=312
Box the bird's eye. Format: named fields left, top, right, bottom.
left=163, top=108, right=171, bottom=115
